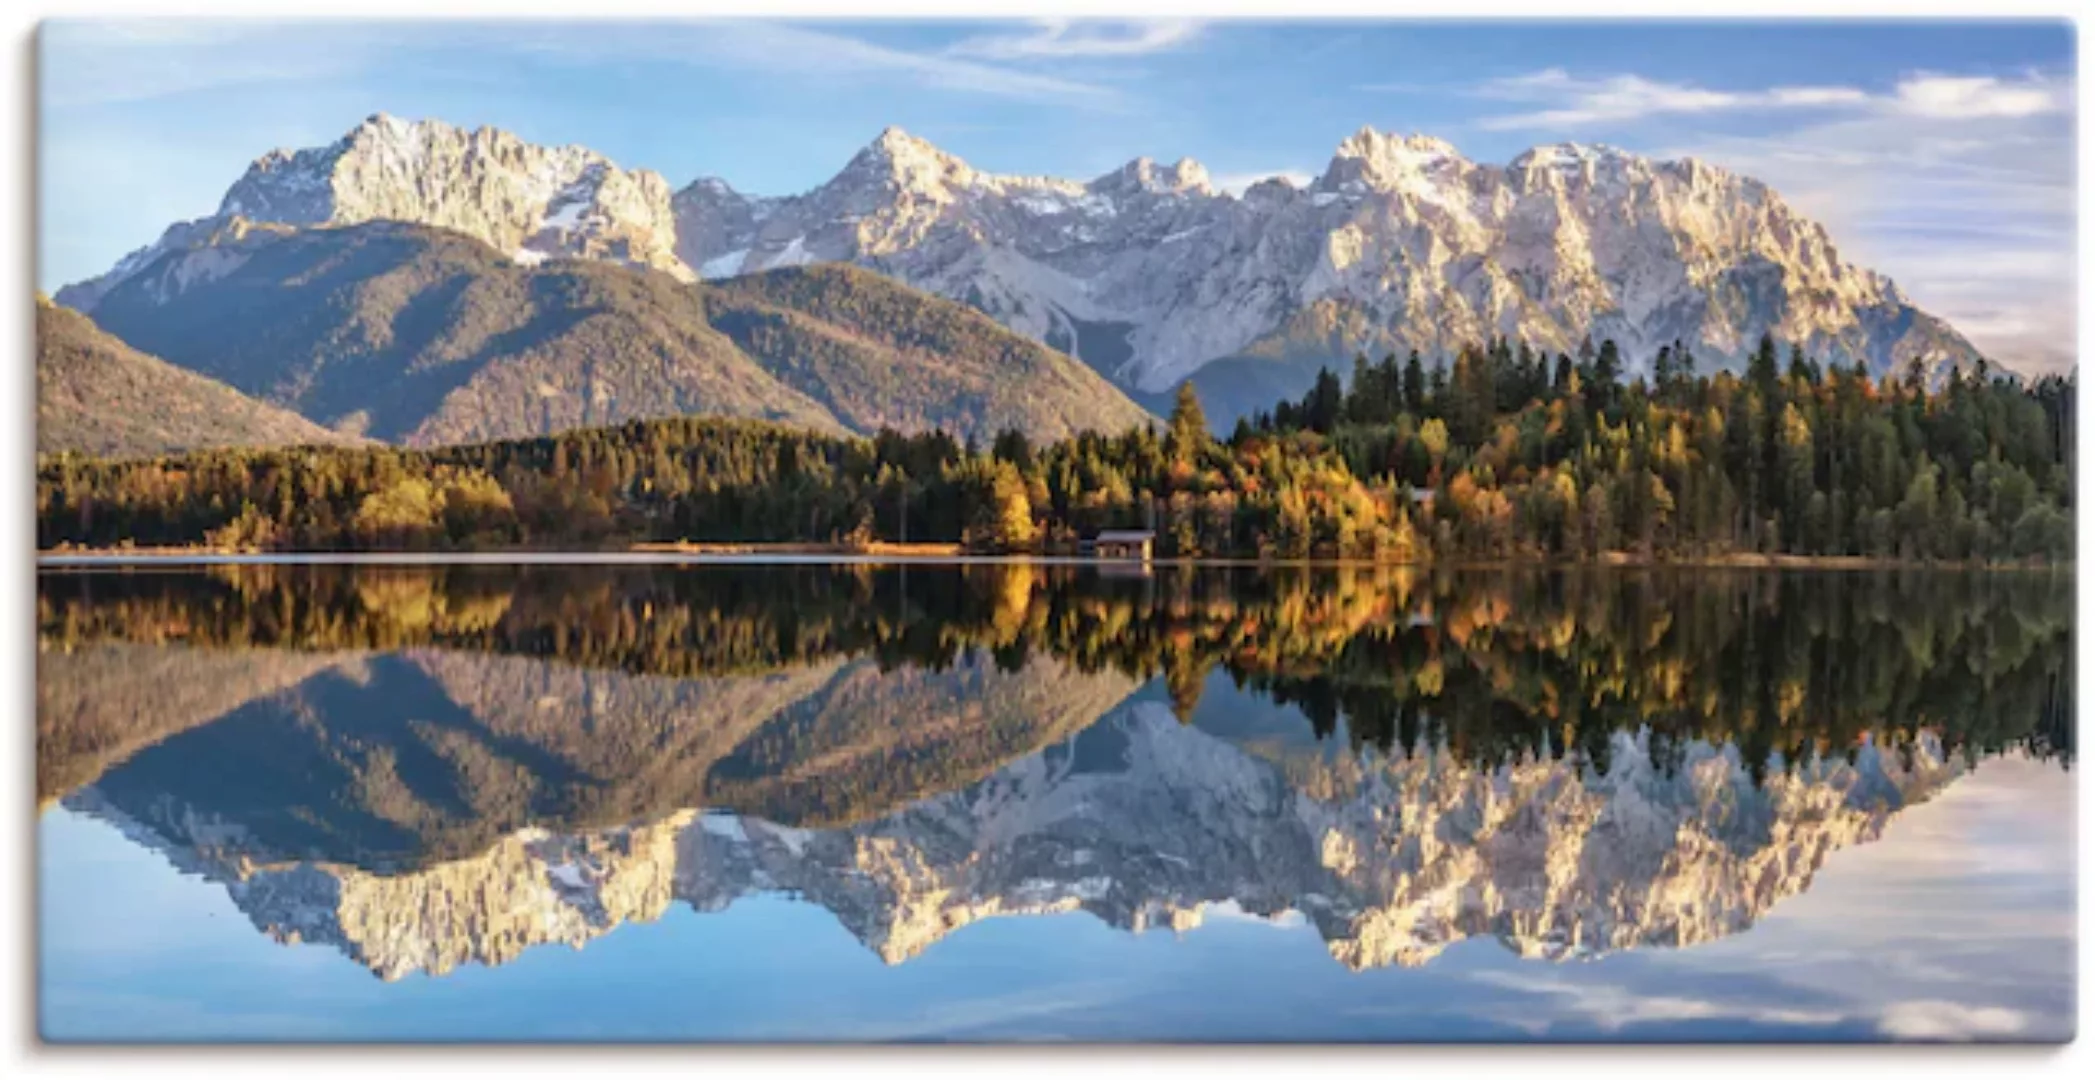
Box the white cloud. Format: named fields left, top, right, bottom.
left=1769, top=86, right=1871, bottom=107
left=1463, top=971, right=1846, bottom=1036
left=949, top=19, right=1201, bottom=60
left=1474, top=68, right=1868, bottom=130
left=40, top=20, right=391, bottom=108
left=1893, top=73, right=2067, bottom=118
left=41, top=20, right=1122, bottom=110
left=1878, top=1001, right=2030, bottom=1040
left=483, top=21, right=1120, bottom=107
left=688, top=22, right=1118, bottom=105
left=1475, top=67, right=2065, bottom=131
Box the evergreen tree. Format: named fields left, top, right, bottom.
left=1402, top=351, right=1427, bottom=414
left=1304, top=367, right=1345, bottom=433
left=1748, top=333, right=1781, bottom=401
left=1168, top=382, right=1212, bottom=459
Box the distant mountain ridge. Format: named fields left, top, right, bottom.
left=677, top=126, right=1984, bottom=415
left=57, top=114, right=1986, bottom=422
left=79, top=221, right=1154, bottom=445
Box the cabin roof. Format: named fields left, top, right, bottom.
left=1094, top=529, right=1156, bottom=542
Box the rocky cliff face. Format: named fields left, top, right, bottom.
left=57, top=114, right=690, bottom=311
left=60, top=118, right=1981, bottom=407
left=71, top=701, right=1962, bottom=980
left=677, top=126, right=1981, bottom=392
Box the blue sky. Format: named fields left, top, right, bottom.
left=38, top=18, right=2078, bottom=372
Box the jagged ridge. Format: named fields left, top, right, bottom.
left=59, top=117, right=1986, bottom=426
left=70, top=703, right=1963, bottom=980
left=675, top=124, right=1983, bottom=405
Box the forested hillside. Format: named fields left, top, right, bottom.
left=81, top=222, right=1152, bottom=446
left=1243, top=335, right=2074, bottom=561
left=36, top=333, right=2073, bottom=563
left=36, top=297, right=358, bottom=457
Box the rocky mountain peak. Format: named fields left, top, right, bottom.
left=348, top=111, right=429, bottom=149
left=64, top=115, right=691, bottom=313
left=1092, top=155, right=1216, bottom=198
left=1323, top=128, right=1465, bottom=186
left=841, top=125, right=977, bottom=200
left=1510, top=140, right=1635, bottom=168
left=1332, top=126, right=1461, bottom=164
left=870, top=124, right=937, bottom=157
left=683, top=175, right=741, bottom=200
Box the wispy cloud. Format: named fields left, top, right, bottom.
left=658, top=21, right=1120, bottom=106
left=1474, top=68, right=1869, bottom=130
left=1890, top=73, right=2068, bottom=118
left=948, top=19, right=1202, bottom=60
left=1462, top=971, right=1847, bottom=1036
left=1878, top=1001, right=2031, bottom=1040
left=1474, top=67, right=2067, bottom=130
left=40, top=20, right=393, bottom=108
left=42, top=19, right=1124, bottom=110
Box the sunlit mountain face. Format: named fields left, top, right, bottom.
left=36, top=563, right=2074, bottom=1040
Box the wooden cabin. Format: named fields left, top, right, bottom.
left=1087, top=529, right=1155, bottom=561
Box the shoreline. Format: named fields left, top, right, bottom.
left=33, top=543, right=2069, bottom=572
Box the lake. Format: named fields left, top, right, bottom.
left=34, top=561, right=2076, bottom=1042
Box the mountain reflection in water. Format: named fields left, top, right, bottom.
left=36, top=563, right=2073, bottom=989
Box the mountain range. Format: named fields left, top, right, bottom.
left=57, top=113, right=1987, bottom=431
left=63, top=682, right=1962, bottom=981
left=60, top=221, right=1151, bottom=447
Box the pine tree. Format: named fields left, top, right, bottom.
left=1788, top=344, right=1814, bottom=385
left=1305, top=367, right=1344, bottom=433
left=991, top=427, right=1034, bottom=470
left=1168, top=381, right=1211, bottom=458
left=1592, top=339, right=1624, bottom=412
left=1747, top=333, right=1781, bottom=402
left=1402, top=351, right=1427, bottom=415
left=1347, top=353, right=1376, bottom=425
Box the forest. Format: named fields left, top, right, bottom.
left=36, top=333, right=2075, bottom=562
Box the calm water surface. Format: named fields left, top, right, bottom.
left=35, top=562, right=2076, bottom=1042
